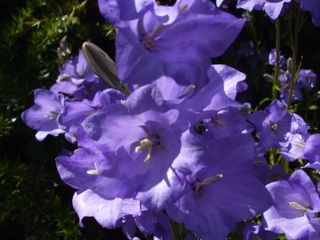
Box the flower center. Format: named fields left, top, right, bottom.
left=135, top=134, right=161, bottom=162
left=143, top=35, right=156, bottom=50
left=47, top=111, right=58, bottom=120
left=87, top=162, right=99, bottom=175
left=193, top=121, right=208, bottom=135
left=270, top=123, right=278, bottom=131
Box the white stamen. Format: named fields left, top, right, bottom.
left=87, top=162, right=99, bottom=175
left=57, top=73, right=71, bottom=81
left=291, top=135, right=305, bottom=148
left=135, top=138, right=153, bottom=162
left=289, top=201, right=309, bottom=211
left=47, top=111, right=58, bottom=120
left=271, top=123, right=278, bottom=131
left=182, top=84, right=196, bottom=95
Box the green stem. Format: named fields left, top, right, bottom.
left=269, top=149, right=275, bottom=166
left=249, top=17, right=262, bottom=61
left=283, top=160, right=289, bottom=173
left=273, top=19, right=281, bottom=100
left=287, top=9, right=304, bottom=107
left=170, top=219, right=186, bottom=240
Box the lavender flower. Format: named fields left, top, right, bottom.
left=278, top=68, right=317, bottom=103
left=21, top=89, right=65, bottom=141
left=248, top=100, right=292, bottom=149
left=242, top=222, right=278, bottom=240
left=236, top=0, right=320, bottom=25
left=264, top=170, right=320, bottom=239
left=268, top=48, right=286, bottom=67
left=72, top=189, right=141, bottom=229
left=69, top=84, right=183, bottom=200
left=58, top=89, right=125, bottom=142
left=303, top=134, right=320, bottom=163
left=50, top=50, right=107, bottom=100
left=167, top=134, right=272, bottom=240
left=107, top=0, right=245, bottom=86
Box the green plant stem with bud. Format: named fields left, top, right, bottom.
left=270, top=20, right=281, bottom=167
left=287, top=8, right=305, bottom=108
left=273, top=19, right=281, bottom=100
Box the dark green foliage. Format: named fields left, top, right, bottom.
left=0, top=0, right=125, bottom=239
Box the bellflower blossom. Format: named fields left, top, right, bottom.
left=264, top=170, right=320, bottom=240
left=99, top=0, right=246, bottom=87
left=267, top=49, right=317, bottom=103
left=248, top=100, right=292, bottom=149
left=58, top=84, right=185, bottom=201
left=217, top=0, right=320, bottom=25
left=50, top=50, right=107, bottom=100
left=167, top=134, right=272, bottom=240
left=242, top=222, right=278, bottom=240
left=21, top=89, right=65, bottom=141
left=21, top=0, right=320, bottom=238
left=58, top=89, right=125, bottom=142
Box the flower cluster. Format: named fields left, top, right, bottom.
left=218, top=0, right=320, bottom=25
left=22, top=0, right=320, bottom=239
left=268, top=49, right=317, bottom=103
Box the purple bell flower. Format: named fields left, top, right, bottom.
left=108, top=0, right=245, bottom=86
left=77, top=84, right=183, bottom=199
left=268, top=48, right=286, bottom=67
left=237, top=0, right=320, bottom=25
left=248, top=100, right=292, bottom=149
left=72, top=189, right=141, bottom=228
left=21, top=89, right=65, bottom=141
left=242, top=222, right=278, bottom=240
left=264, top=170, right=320, bottom=240
left=58, top=89, right=125, bottom=142
left=166, top=134, right=272, bottom=240
left=303, top=134, right=320, bottom=163
left=51, top=50, right=107, bottom=100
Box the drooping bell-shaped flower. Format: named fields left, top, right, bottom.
left=235, top=0, right=320, bottom=26
left=58, top=89, right=125, bottom=142
left=21, top=89, right=65, bottom=141
left=264, top=170, right=320, bottom=240
left=105, top=0, right=245, bottom=87
left=72, top=189, right=141, bottom=229
left=78, top=84, right=183, bottom=199
left=50, top=50, right=107, bottom=100
left=248, top=100, right=292, bottom=149
left=242, top=222, right=278, bottom=240
left=167, top=134, right=272, bottom=240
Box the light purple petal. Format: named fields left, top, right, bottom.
left=212, top=64, right=247, bottom=100
left=300, top=0, right=320, bottom=26
left=73, top=190, right=141, bottom=228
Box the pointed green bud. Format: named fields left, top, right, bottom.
left=82, top=41, right=131, bottom=96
